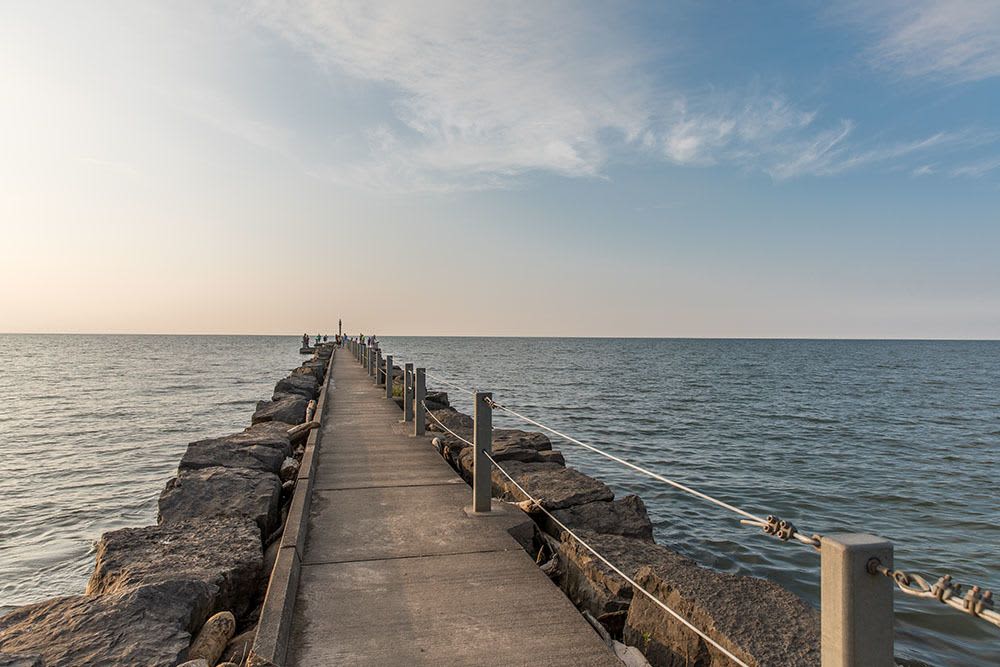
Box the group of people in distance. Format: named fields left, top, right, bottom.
left=301, top=333, right=346, bottom=348
left=301, top=332, right=378, bottom=349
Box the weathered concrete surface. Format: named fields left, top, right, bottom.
left=86, top=516, right=262, bottom=621
left=252, top=396, right=307, bottom=426
left=279, top=350, right=617, bottom=667
left=0, top=581, right=210, bottom=666
left=491, top=460, right=614, bottom=510
left=158, top=466, right=282, bottom=535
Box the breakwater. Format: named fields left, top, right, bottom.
left=0, top=343, right=336, bottom=666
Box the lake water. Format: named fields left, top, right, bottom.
left=1, top=335, right=997, bottom=665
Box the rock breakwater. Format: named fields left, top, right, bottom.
left=0, top=344, right=335, bottom=667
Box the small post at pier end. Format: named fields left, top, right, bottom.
left=384, top=355, right=393, bottom=398
left=414, top=368, right=426, bottom=436
left=472, top=391, right=493, bottom=513
left=820, top=533, right=894, bottom=667
left=403, top=363, right=414, bottom=422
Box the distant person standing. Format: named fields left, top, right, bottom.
left=302, top=333, right=309, bottom=348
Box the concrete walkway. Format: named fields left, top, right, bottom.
left=286, top=351, right=619, bottom=666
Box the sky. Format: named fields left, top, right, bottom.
left=1, top=1, right=998, bottom=338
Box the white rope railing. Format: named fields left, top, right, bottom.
left=484, top=450, right=751, bottom=667
left=426, top=370, right=477, bottom=397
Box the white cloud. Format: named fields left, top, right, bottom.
left=950, top=155, right=1000, bottom=178
left=843, top=0, right=1000, bottom=82
left=240, top=1, right=997, bottom=191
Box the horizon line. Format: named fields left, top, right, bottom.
left=2, top=331, right=999, bottom=342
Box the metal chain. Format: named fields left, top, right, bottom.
left=868, top=559, right=999, bottom=629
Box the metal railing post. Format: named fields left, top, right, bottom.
left=473, top=391, right=493, bottom=513
left=414, top=368, right=426, bottom=436
left=384, top=355, right=393, bottom=398
left=403, top=363, right=414, bottom=422
left=821, top=534, right=894, bottom=667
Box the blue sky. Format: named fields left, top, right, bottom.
left=1, top=1, right=998, bottom=337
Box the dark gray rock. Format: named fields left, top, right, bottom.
left=547, top=495, right=654, bottom=542
left=491, top=461, right=613, bottom=510
left=252, top=396, right=307, bottom=426
left=86, top=516, right=263, bottom=622
left=272, top=374, right=318, bottom=400
left=426, top=408, right=472, bottom=435
left=624, top=557, right=820, bottom=667
left=0, top=581, right=212, bottom=666
left=291, top=360, right=326, bottom=383
left=180, top=437, right=286, bottom=475
left=243, top=421, right=294, bottom=445
left=158, top=467, right=282, bottom=535
left=0, top=654, right=42, bottom=667
left=425, top=391, right=450, bottom=407
left=536, top=450, right=566, bottom=466
left=558, top=531, right=687, bottom=617
left=493, top=429, right=551, bottom=454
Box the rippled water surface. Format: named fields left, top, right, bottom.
left=2, top=336, right=997, bottom=665
left=381, top=337, right=1000, bottom=667
left=0, top=334, right=301, bottom=616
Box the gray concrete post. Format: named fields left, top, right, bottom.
left=820, top=534, right=894, bottom=667
left=414, top=368, right=426, bottom=436
left=472, top=392, right=493, bottom=513
left=368, top=347, right=375, bottom=377
left=376, top=351, right=384, bottom=385
left=403, top=363, right=414, bottom=422
left=384, top=355, right=393, bottom=398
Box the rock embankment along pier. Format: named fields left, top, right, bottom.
left=0, top=344, right=337, bottom=667
left=412, top=382, right=821, bottom=666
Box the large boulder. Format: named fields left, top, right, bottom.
left=291, top=360, right=326, bottom=383
left=546, top=495, right=654, bottom=542
left=493, top=429, right=551, bottom=454
left=423, top=391, right=450, bottom=411
left=251, top=396, right=307, bottom=426
left=0, top=581, right=212, bottom=666
left=491, top=461, right=613, bottom=510
left=558, top=531, right=685, bottom=618
left=624, top=559, right=820, bottom=666
left=180, top=434, right=287, bottom=475
left=86, top=517, right=263, bottom=621
left=158, top=467, right=282, bottom=535
left=426, top=408, right=472, bottom=435
left=272, top=374, right=318, bottom=400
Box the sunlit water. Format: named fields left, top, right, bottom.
left=0, top=334, right=301, bottom=615
left=1, top=335, right=997, bottom=665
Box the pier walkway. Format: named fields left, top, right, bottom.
left=285, top=351, right=617, bottom=666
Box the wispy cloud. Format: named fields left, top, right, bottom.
left=950, top=155, right=1000, bottom=178
left=842, top=0, right=1000, bottom=82
left=239, top=1, right=995, bottom=191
